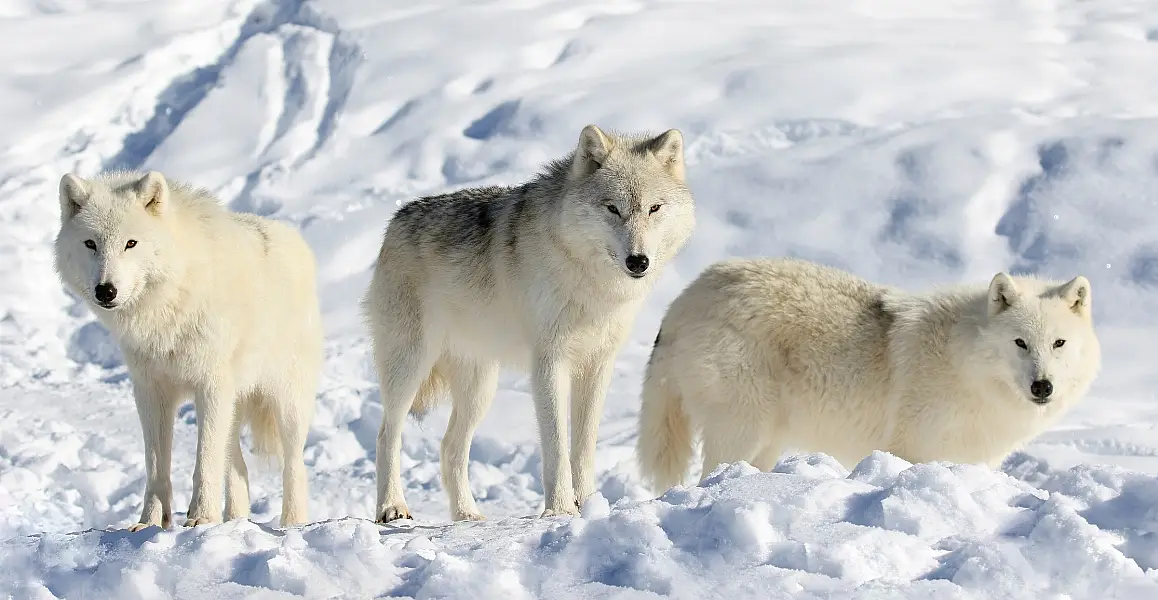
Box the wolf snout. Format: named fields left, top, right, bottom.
left=94, top=282, right=118, bottom=305
left=1030, top=379, right=1053, bottom=404
left=625, top=254, right=650, bottom=277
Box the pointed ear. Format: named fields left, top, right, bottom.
left=648, top=128, right=686, bottom=182
left=570, top=124, right=613, bottom=179
left=1057, top=275, right=1091, bottom=317
left=135, top=171, right=169, bottom=216
left=59, top=173, right=90, bottom=222
left=988, top=272, right=1019, bottom=316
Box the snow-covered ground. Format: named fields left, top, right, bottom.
left=4, top=0, right=1158, bottom=597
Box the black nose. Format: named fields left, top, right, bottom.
left=625, top=254, right=650, bottom=274
left=1030, top=379, right=1053, bottom=399
left=94, top=282, right=117, bottom=303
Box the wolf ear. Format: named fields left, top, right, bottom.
left=648, top=129, right=686, bottom=182
left=59, top=173, right=90, bottom=222
left=135, top=171, right=169, bottom=216
left=1057, top=275, right=1091, bottom=317
left=571, top=124, right=613, bottom=178
left=987, top=272, right=1020, bottom=316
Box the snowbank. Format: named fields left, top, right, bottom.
left=5, top=453, right=1158, bottom=599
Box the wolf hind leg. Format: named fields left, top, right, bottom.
left=440, top=357, right=500, bottom=521
left=698, top=418, right=767, bottom=482
left=223, top=419, right=250, bottom=521
left=267, top=386, right=313, bottom=527
left=751, top=439, right=787, bottom=472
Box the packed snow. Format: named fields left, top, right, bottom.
left=4, top=0, right=1158, bottom=597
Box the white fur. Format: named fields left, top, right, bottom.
left=54, top=170, right=323, bottom=529
left=363, top=125, right=696, bottom=521
left=637, top=257, right=1101, bottom=493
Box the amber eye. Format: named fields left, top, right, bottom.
left=125, top=240, right=137, bottom=249
left=84, top=240, right=96, bottom=250
left=1053, top=339, right=1065, bottom=348
left=649, top=204, right=662, bottom=214
left=1015, top=338, right=1027, bottom=350
left=605, top=204, right=621, bottom=216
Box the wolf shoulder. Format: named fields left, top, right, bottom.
left=162, top=184, right=317, bottom=272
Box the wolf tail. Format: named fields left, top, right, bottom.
left=636, top=331, right=693, bottom=495
left=244, top=399, right=284, bottom=466
left=409, top=366, right=449, bottom=419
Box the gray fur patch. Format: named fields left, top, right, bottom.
left=870, top=295, right=896, bottom=332
left=232, top=214, right=271, bottom=256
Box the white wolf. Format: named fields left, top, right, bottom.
left=54, top=170, right=323, bottom=530
left=637, top=257, right=1101, bottom=492
left=363, top=124, right=696, bottom=521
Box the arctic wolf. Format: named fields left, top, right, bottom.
left=54, top=170, right=323, bottom=530
left=637, top=257, right=1101, bottom=492
left=364, top=124, right=696, bottom=521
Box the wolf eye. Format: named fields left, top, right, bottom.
left=649, top=204, right=662, bottom=214
left=84, top=240, right=96, bottom=250
left=125, top=240, right=137, bottom=249
left=1015, top=338, right=1028, bottom=350
left=1053, top=339, right=1065, bottom=348
left=605, top=204, right=621, bottom=217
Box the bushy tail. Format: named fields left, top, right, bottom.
left=636, top=339, right=693, bottom=494
left=409, top=365, right=449, bottom=419
left=243, top=401, right=284, bottom=466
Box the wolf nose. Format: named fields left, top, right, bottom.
left=94, top=282, right=118, bottom=303
left=1030, top=379, right=1053, bottom=399
left=625, top=254, right=650, bottom=274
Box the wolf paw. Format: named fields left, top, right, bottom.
left=127, top=522, right=163, bottom=532
left=540, top=504, right=580, bottom=518
left=184, top=516, right=219, bottom=527
left=452, top=510, right=487, bottom=522
left=377, top=505, right=413, bottom=523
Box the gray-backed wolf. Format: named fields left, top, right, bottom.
left=363, top=124, right=696, bottom=521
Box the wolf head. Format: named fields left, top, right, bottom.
left=976, top=272, right=1101, bottom=408
left=54, top=171, right=180, bottom=313
left=558, top=124, right=696, bottom=281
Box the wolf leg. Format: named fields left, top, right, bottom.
left=276, top=391, right=311, bottom=527
left=441, top=358, right=499, bottom=521
left=128, top=374, right=180, bottom=531
left=570, top=352, right=616, bottom=507
left=532, top=350, right=577, bottom=517
left=373, top=342, right=435, bottom=523
left=223, top=403, right=250, bottom=521
left=698, top=419, right=765, bottom=482
left=185, top=379, right=237, bottom=526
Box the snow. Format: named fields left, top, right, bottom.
left=8, top=455, right=1158, bottom=598
left=4, top=0, right=1158, bottom=597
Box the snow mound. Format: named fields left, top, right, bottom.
left=5, top=453, right=1158, bottom=599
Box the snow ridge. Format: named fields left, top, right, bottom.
left=5, top=453, right=1158, bottom=599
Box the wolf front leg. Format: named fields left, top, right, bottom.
left=127, top=373, right=180, bottom=532
left=532, top=351, right=578, bottom=517
left=570, top=352, right=616, bottom=507
left=184, top=380, right=237, bottom=527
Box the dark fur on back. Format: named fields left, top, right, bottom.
left=381, top=158, right=573, bottom=291
left=378, top=128, right=687, bottom=297
left=390, top=185, right=509, bottom=255
left=385, top=129, right=675, bottom=255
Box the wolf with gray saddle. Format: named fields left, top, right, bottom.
left=363, top=124, right=696, bottom=521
